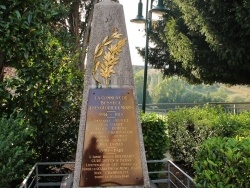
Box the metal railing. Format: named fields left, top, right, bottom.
left=20, top=160, right=195, bottom=188
left=139, top=102, right=250, bottom=115
left=147, top=160, right=195, bottom=188
left=19, top=162, right=75, bottom=188
left=167, top=161, right=195, bottom=188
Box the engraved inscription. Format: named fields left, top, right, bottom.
left=80, top=88, right=143, bottom=187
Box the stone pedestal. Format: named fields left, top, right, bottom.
left=73, top=1, right=150, bottom=187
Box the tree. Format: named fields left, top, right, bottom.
left=151, top=78, right=185, bottom=103
left=0, top=0, right=98, bottom=72
left=11, top=35, right=84, bottom=162
left=0, top=0, right=99, bottom=164
left=134, top=70, right=152, bottom=105
left=144, top=0, right=250, bottom=85
left=0, top=1, right=104, bottom=185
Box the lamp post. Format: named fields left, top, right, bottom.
left=131, top=0, right=167, bottom=113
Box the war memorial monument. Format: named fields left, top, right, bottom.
left=73, top=0, right=151, bottom=187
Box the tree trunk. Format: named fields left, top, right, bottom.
left=68, top=0, right=80, bottom=48
left=79, top=0, right=99, bottom=71
left=0, top=52, right=4, bottom=82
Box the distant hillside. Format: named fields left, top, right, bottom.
left=133, top=66, right=250, bottom=102
left=222, top=85, right=250, bottom=102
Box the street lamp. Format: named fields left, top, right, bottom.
left=131, top=0, right=167, bottom=113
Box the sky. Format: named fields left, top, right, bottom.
left=119, top=0, right=147, bottom=66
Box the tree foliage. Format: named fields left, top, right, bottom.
left=195, top=137, right=250, bottom=188
left=144, top=0, right=250, bottom=85
left=0, top=112, right=34, bottom=187
left=133, top=69, right=237, bottom=104
left=0, top=0, right=103, bottom=185
left=0, top=0, right=96, bottom=70
left=11, top=36, right=84, bottom=162
left=134, top=70, right=152, bottom=104
left=0, top=0, right=95, bottom=165
left=0, top=1, right=66, bottom=67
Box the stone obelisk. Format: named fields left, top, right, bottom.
left=73, top=1, right=150, bottom=187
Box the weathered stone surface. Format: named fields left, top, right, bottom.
left=61, top=174, right=73, bottom=188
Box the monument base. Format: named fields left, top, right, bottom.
left=61, top=174, right=157, bottom=188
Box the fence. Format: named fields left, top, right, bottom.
left=19, top=162, right=75, bottom=188
left=148, top=160, right=195, bottom=188
left=139, top=102, right=250, bottom=115
left=19, top=160, right=195, bottom=188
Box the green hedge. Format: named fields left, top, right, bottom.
left=166, top=105, right=250, bottom=168
left=229, top=112, right=250, bottom=137
left=140, top=113, right=168, bottom=178
left=166, top=105, right=224, bottom=168
left=194, top=137, right=250, bottom=188
left=0, top=113, right=34, bottom=188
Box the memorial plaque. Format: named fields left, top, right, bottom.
left=79, top=88, right=144, bottom=187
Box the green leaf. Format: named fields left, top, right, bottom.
left=0, top=5, right=6, bottom=9
left=27, top=14, right=32, bottom=24
left=24, top=51, right=29, bottom=59
left=14, top=10, right=21, bottom=20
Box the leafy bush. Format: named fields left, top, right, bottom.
left=166, top=105, right=223, bottom=168
left=16, top=56, right=83, bottom=162
left=167, top=105, right=250, bottom=167
left=194, top=137, right=250, bottom=188
left=0, top=113, right=34, bottom=187
left=2, top=35, right=83, bottom=163
left=140, top=113, right=168, bottom=178
left=0, top=0, right=84, bottom=164
left=228, top=112, right=250, bottom=137
left=167, top=105, right=250, bottom=170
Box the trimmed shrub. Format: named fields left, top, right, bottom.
left=228, top=112, right=250, bottom=137
left=166, top=105, right=224, bottom=168
left=166, top=105, right=250, bottom=168
left=0, top=113, right=34, bottom=187
left=194, top=137, right=250, bottom=188
left=140, top=113, right=168, bottom=178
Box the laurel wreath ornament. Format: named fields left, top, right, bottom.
left=92, top=29, right=127, bottom=86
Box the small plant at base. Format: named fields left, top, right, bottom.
left=0, top=112, right=34, bottom=188
left=140, top=113, right=169, bottom=179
